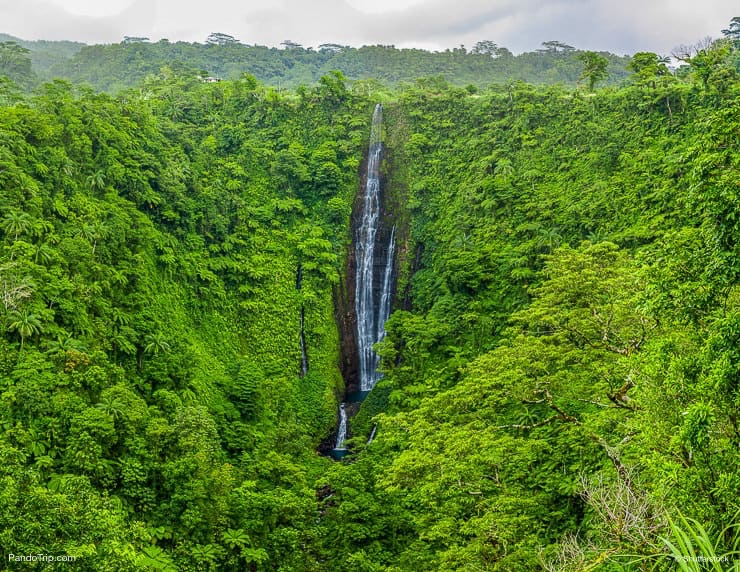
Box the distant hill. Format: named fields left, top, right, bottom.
left=0, top=34, right=631, bottom=92
left=0, top=33, right=84, bottom=79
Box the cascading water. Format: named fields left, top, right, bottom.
left=299, top=307, right=308, bottom=377
left=335, top=403, right=348, bottom=450
left=297, top=263, right=308, bottom=377
left=330, top=104, right=395, bottom=458
left=377, top=226, right=395, bottom=346
left=367, top=424, right=378, bottom=445
left=355, top=103, right=395, bottom=392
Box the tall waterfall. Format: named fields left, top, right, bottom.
left=355, top=103, right=395, bottom=392
left=329, top=104, right=395, bottom=458
left=335, top=403, right=348, bottom=449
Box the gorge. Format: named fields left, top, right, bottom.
left=2, top=39, right=739, bottom=569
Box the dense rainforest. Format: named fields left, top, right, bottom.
left=1, top=19, right=740, bottom=571
left=0, top=32, right=631, bottom=93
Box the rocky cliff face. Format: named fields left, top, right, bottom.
left=335, top=147, right=398, bottom=396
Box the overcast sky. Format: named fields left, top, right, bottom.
left=1, top=0, right=737, bottom=55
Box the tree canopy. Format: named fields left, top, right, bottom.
left=1, top=18, right=740, bottom=570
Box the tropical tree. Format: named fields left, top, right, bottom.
left=494, top=158, right=515, bottom=180
left=6, top=309, right=42, bottom=351
left=135, top=546, right=178, bottom=571
left=75, top=221, right=109, bottom=255
left=144, top=332, right=171, bottom=356
left=206, top=32, right=239, bottom=46
left=0, top=41, right=33, bottom=85
left=2, top=211, right=33, bottom=242
left=33, top=243, right=55, bottom=265
left=721, top=16, right=740, bottom=44
left=222, top=528, right=250, bottom=550
left=45, top=333, right=85, bottom=355
left=87, top=170, right=106, bottom=192
left=578, top=51, right=610, bottom=91
left=471, top=40, right=500, bottom=56
left=95, top=396, right=125, bottom=421
left=0, top=263, right=33, bottom=311
left=539, top=40, right=576, bottom=54
left=628, top=51, right=671, bottom=88
left=688, top=42, right=736, bottom=91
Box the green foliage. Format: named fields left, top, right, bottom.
left=0, top=70, right=360, bottom=569
left=1, top=31, right=740, bottom=571
left=317, top=50, right=740, bottom=570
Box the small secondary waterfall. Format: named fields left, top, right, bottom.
left=297, top=263, right=308, bottom=377
left=335, top=403, right=348, bottom=449
left=367, top=424, right=378, bottom=445
left=377, top=226, right=396, bottom=346
left=355, top=103, right=395, bottom=392
left=299, top=307, right=308, bottom=377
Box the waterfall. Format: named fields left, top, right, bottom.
left=299, top=306, right=308, bottom=377
left=328, top=104, right=395, bottom=459
left=355, top=103, right=395, bottom=392
left=377, top=226, right=396, bottom=345
left=367, top=424, right=378, bottom=445
left=297, top=263, right=308, bottom=377
left=335, top=403, right=348, bottom=449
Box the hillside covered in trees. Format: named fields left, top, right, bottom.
left=1, top=18, right=740, bottom=572
left=0, top=32, right=631, bottom=93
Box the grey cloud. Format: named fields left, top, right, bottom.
left=361, top=0, right=529, bottom=38
left=242, top=0, right=364, bottom=46
left=0, top=0, right=737, bottom=54
left=239, top=0, right=735, bottom=54
left=0, top=0, right=156, bottom=43
left=354, top=0, right=734, bottom=53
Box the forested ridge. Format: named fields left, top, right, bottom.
left=1, top=20, right=740, bottom=572
left=0, top=32, right=631, bottom=93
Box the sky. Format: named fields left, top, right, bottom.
left=1, top=0, right=737, bottom=55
